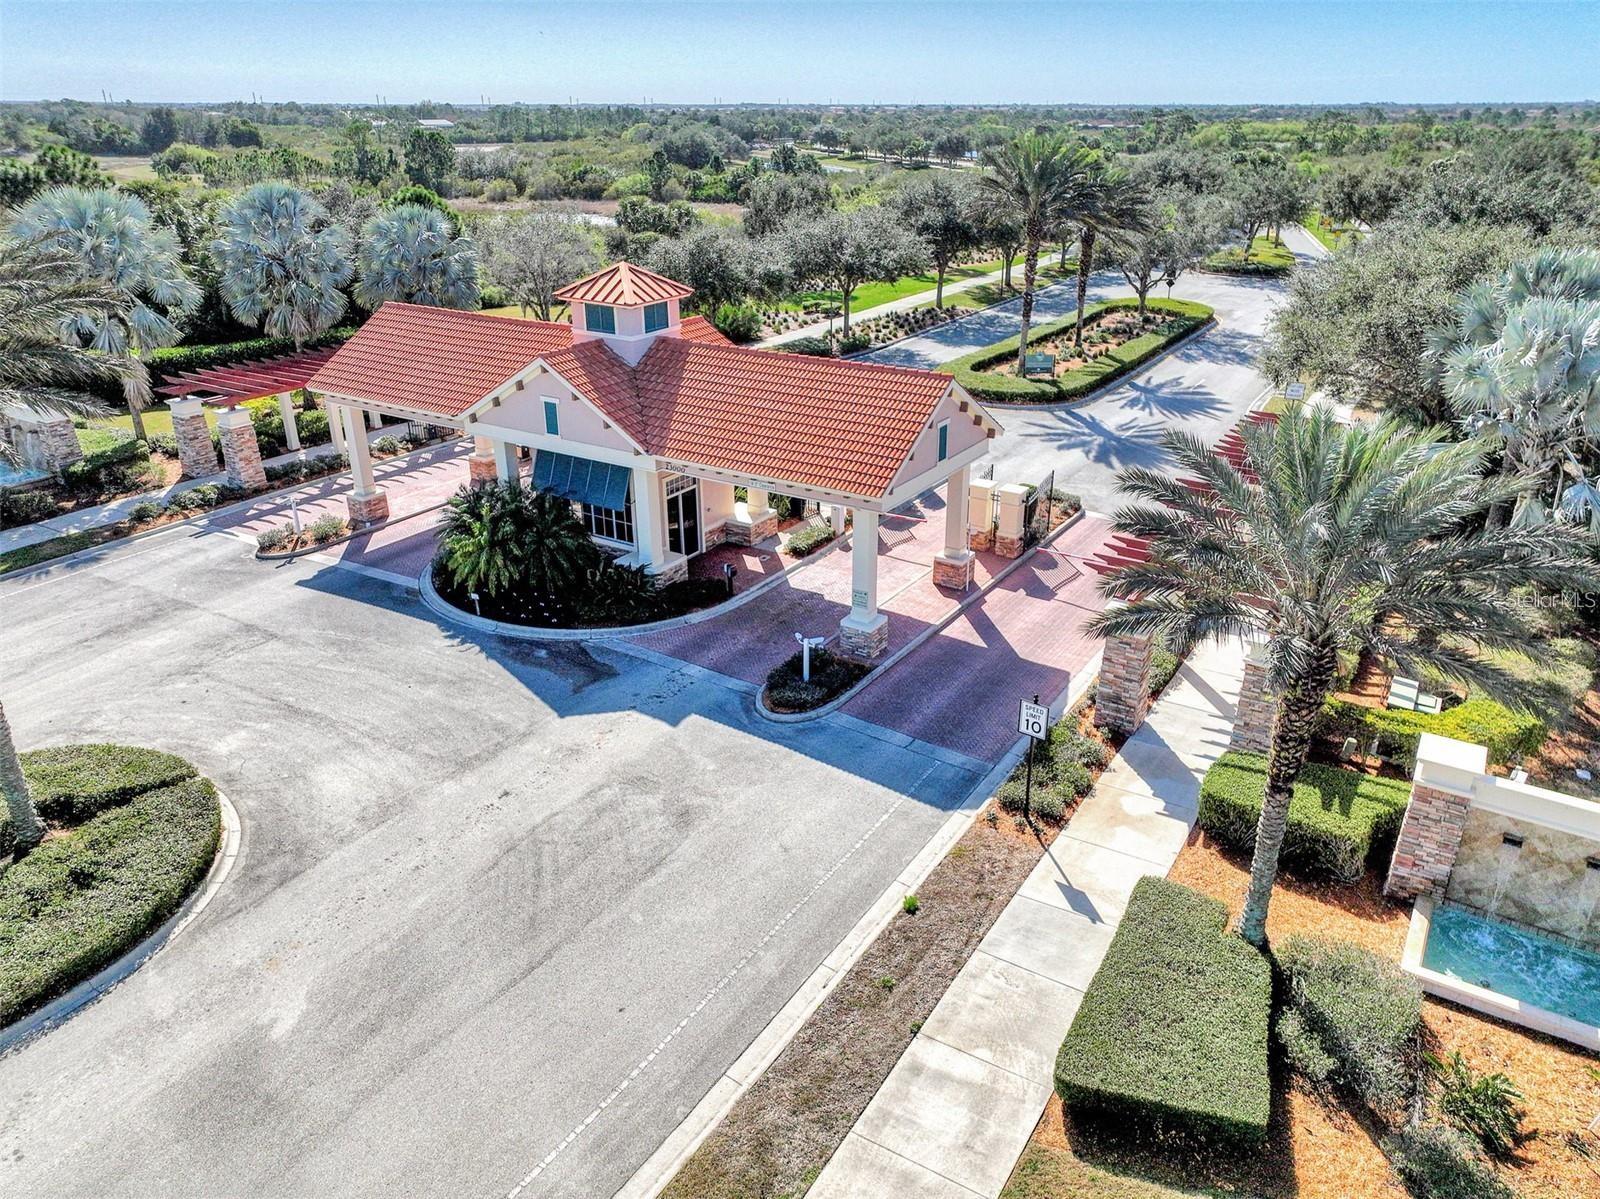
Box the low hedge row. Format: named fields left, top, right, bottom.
left=1197, top=752, right=1411, bottom=883
left=784, top=521, right=837, bottom=557
left=1318, top=697, right=1545, bottom=773
left=938, top=298, right=1214, bottom=404
left=20, top=744, right=198, bottom=823
left=1055, top=877, right=1272, bottom=1152
left=0, top=774, right=220, bottom=1027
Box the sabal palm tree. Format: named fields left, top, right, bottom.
left=979, top=134, right=1100, bottom=372
left=1094, top=406, right=1592, bottom=946
left=355, top=204, right=480, bottom=311
left=213, top=182, right=353, bottom=351
left=11, top=186, right=199, bottom=439
left=1432, top=247, right=1600, bottom=528
left=1072, top=167, right=1152, bottom=349
left=0, top=240, right=145, bottom=858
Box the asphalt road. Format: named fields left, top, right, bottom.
left=862, top=225, right=1326, bottom=515
left=0, top=530, right=986, bottom=1198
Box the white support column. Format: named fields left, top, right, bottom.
left=367, top=408, right=383, bottom=431
left=326, top=400, right=348, bottom=454
left=344, top=404, right=388, bottom=525
left=492, top=439, right=518, bottom=483
left=630, top=466, right=678, bottom=578
left=746, top=487, right=774, bottom=520
left=838, top=508, right=888, bottom=658
left=933, top=465, right=975, bottom=590
left=830, top=503, right=847, bottom=535
left=276, top=392, right=301, bottom=452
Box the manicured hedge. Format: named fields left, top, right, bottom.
left=1054, top=877, right=1272, bottom=1151
left=939, top=298, right=1213, bottom=404
left=0, top=775, right=220, bottom=1027
left=20, top=744, right=198, bottom=823
left=1318, top=697, right=1545, bottom=773
left=1276, top=936, right=1422, bottom=1114
left=1197, top=751, right=1411, bottom=883
left=784, top=522, right=837, bottom=557
left=142, top=326, right=358, bottom=392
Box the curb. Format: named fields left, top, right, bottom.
left=416, top=531, right=839, bottom=643
left=612, top=663, right=1099, bottom=1199
left=755, top=507, right=1086, bottom=724
left=0, top=787, right=242, bottom=1058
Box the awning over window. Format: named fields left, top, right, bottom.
left=533, top=451, right=632, bottom=510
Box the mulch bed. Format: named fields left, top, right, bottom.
left=661, top=809, right=1059, bottom=1199
left=980, top=311, right=1187, bottom=379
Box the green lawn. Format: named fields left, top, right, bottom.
left=780, top=254, right=1035, bottom=315
left=1304, top=213, right=1359, bottom=253
left=480, top=302, right=571, bottom=323
left=1206, top=236, right=1295, bottom=273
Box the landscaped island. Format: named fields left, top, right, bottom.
left=1, top=744, right=220, bottom=1028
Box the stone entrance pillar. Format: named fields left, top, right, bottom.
left=39, top=417, right=83, bottom=471
left=1229, top=650, right=1279, bottom=755
left=1094, top=602, right=1155, bottom=736
left=994, top=483, right=1029, bottom=558
left=933, top=464, right=975, bottom=590
left=276, top=392, right=301, bottom=452
left=344, top=405, right=389, bottom=525
left=1384, top=735, right=1488, bottom=900
left=726, top=485, right=779, bottom=545
left=839, top=508, right=888, bottom=658
left=967, top=476, right=997, bottom=551
left=468, top=436, right=497, bottom=486
left=216, top=407, right=267, bottom=491
left=167, top=396, right=219, bottom=479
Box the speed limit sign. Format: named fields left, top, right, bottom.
left=1018, top=699, right=1049, bottom=741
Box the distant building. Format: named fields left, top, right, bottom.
left=416, top=118, right=455, bottom=129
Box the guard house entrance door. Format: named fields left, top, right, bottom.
left=666, top=475, right=701, bottom=557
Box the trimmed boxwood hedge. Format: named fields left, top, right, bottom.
left=1197, top=752, right=1411, bottom=883
left=1318, top=697, right=1545, bottom=773
left=1055, top=877, right=1272, bottom=1152
left=938, top=298, right=1214, bottom=404
left=0, top=774, right=220, bottom=1027
left=20, top=744, right=198, bottom=823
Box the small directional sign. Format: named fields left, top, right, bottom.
left=1018, top=699, right=1050, bottom=741
left=1284, top=382, right=1308, bottom=400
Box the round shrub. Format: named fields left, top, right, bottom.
left=711, top=302, right=763, bottom=343
left=996, top=777, right=1065, bottom=822
left=128, top=500, right=164, bottom=524
left=256, top=526, right=292, bottom=553
left=0, top=488, right=60, bottom=530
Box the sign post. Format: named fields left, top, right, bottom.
left=1017, top=694, right=1049, bottom=824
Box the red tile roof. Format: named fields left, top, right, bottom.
left=155, top=346, right=343, bottom=408
left=554, top=261, right=694, bottom=306
left=309, top=303, right=573, bottom=418
left=311, top=301, right=966, bottom=497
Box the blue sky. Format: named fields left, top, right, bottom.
left=4, top=1, right=1598, bottom=105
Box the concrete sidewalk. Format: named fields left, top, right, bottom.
left=807, top=636, right=1249, bottom=1199
left=0, top=425, right=400, bottom=556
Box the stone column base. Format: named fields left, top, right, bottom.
left=173, top=411, right=218, bottom=479
left=968, top=528, right=993, bottom=553
left=468, top=455, right=497, bottom=486
left=932, top=551, right=976, bottom=590
left=645, top=557, right=690, bottom=585
left=838, top=613, right=889, bottom=660
left=217, top=410, right=268, bottom=491
left=1094, top=628, right=1155, bottom=736
left=347, top=489, right=390, bottom=526
left=1229, top=654, right=1279, bottom=755
left=724, top=512, right=779, bottom=546
left=994, top=534, right=1025, bottom=559
left=1384, top=782, right=1472, bottom=900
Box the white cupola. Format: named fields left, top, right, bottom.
left=554, top=262, right=694, bottom=365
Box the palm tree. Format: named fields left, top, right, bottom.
left=0, top=240, right=144, bottom=858
left=213, top=182, right=353, bottom=351
left=436, top=481, right=525, bottom=597
left=1071, top=167, right=1152, bottom=349
left=1432, top=247, right=1600, bottom=528
left=1094, top=406, right=1592, bottom=946
left=11, top=186, right=199, bottom=439
left=355, top=204, right=480, bottom=310
left=519, top=487, right=600, bottom=600
left=979, top=133, right=1100, bottom=372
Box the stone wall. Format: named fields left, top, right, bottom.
left=1384, top=783, right=1472, bottom=901
left=1445, top=807, right=1600, bottom=951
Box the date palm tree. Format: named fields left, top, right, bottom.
left=11, top=186, right=199, bottom=439
left=1432, top=247, right=1600, bottom=528
left=0, top=239, right=145, bottom=858
left=355, top=204, right=480, bottom=310
left=213, top=182, right=353, bottom=351
left=1093, top=406, right=1593, bottom=946
left=979, top=133, right=1099, bottom=372
left=1071, top=167, right=1152, bottom=349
